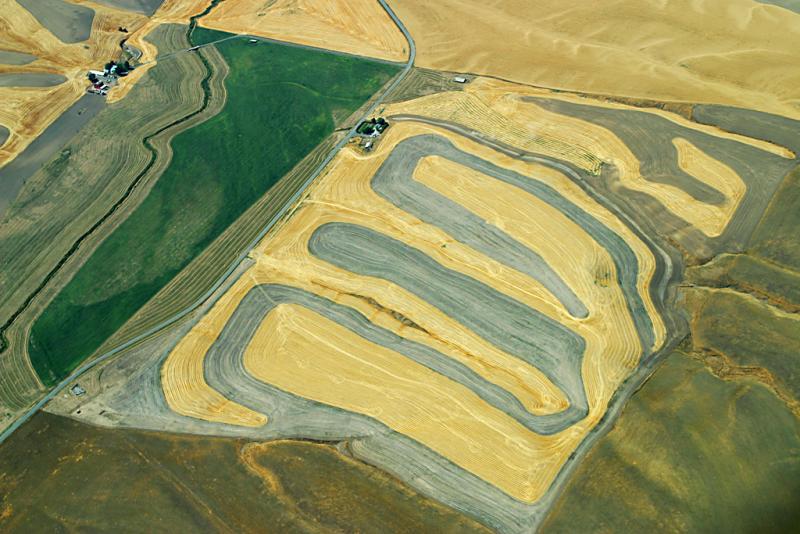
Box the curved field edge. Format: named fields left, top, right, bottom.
left=150, top=73, right=800, bottom=528
left=42, top=76, right=788, bottom=532
left=23, top=49, right=798, bottom=534
left=27, top=28, right=401, bottom=386
left=0, top=23, right=209, bottom=421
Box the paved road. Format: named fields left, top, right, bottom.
left=0, top=0, right=415, bottom=445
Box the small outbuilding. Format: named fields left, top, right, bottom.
left=70, top=384, right=86, bottom=396
left=453, top=76, right=468, bottom=84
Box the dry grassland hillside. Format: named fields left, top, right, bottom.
left=0, top=0, right=150, bottom=166
left=201, top=0, right=407, bottom=62
left=0, top=412, right=487, bottom=532
left=391, top=0, right=800, bottom=119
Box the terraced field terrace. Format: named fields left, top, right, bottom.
left=6, top=38, right=794, bottom=526
left=27, top=27, right=400, bottom=385
left=196, top=0, right=408, bottom=61
left=53, top=71, right=800, bottom=530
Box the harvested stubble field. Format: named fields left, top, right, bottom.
left=0, top=23, right=207, bottom=426
left=0, top=0, right=151, bottom=167
left=129, top=0, right=408, bottom=62
left=382, top=78, right=796, bottom=256
left=200, top=0, right=407, bottom=62
left=0, top=1, right=794, bottom=531
left=391, top=0, right=800, bottom=119
left=0, top=412, right=486, bottom=532
left=27, top=27, right=399, bottom=386
left=85, top=108, right=675, bottom=531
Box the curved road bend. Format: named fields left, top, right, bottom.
left=0, top=0, right=416, bottom=445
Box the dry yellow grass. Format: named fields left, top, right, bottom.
left=510, top=93, right=751, bottom=238
left=391, top=0, right=800, bottom=119
left=582, top=107, right=789, bottom=160
left=201, top=0, right=407, bottom=62
left=414, top=156, right=646, bottom=382
left=162, top=120, right=664, bottom=501
left=384, top=90, right=603, bottom=173
left=0, top=0, right=149, bottom=166
left=387, top=78, right=764, bottom=237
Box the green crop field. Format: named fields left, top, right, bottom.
left=28, top=28, right=399, bottom=385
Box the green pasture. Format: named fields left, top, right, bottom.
left=28, top=28, right=399, bottom=385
